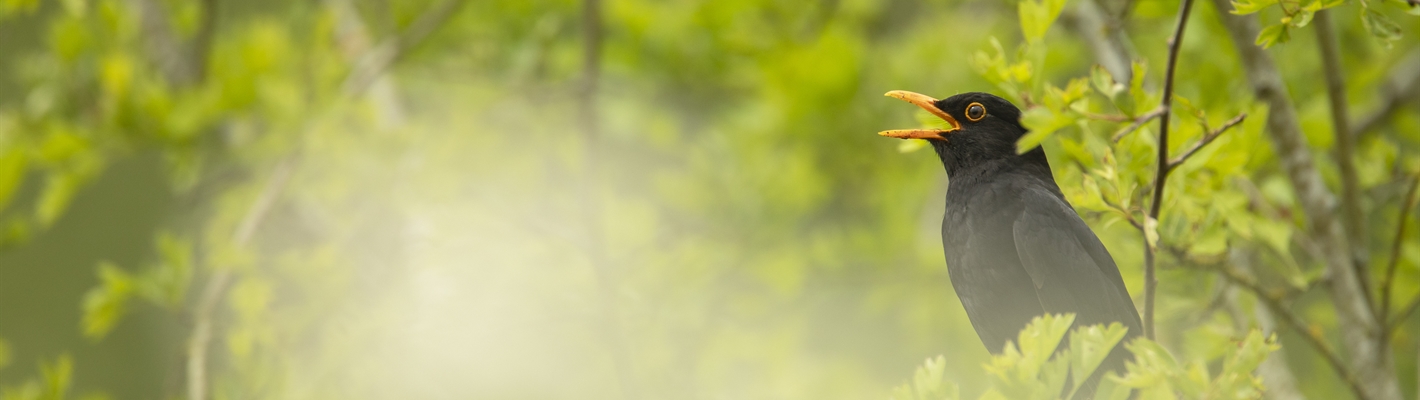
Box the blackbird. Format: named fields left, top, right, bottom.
left=879, top=90, right=1142, bottom=391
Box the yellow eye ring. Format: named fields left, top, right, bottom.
left=965, top=102, right=986, bottom=122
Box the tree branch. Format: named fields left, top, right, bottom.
left=1141, top=0, right=1195, bottom=340
left=1179, top=260, right=1371, bottom=400
left=1209, top=1, right=1400, bottom=398
left=1062, top=0, right=1136, bottom=83
left=1316, top=9, right=1372, bottom=297
left=576, top=0, right=639, bottom=399
left=1110, top=107, right=1164, bottom=143
left=1166, top=112, right=1246, bottom=171
left=185, top=1, right=445, bottom=395
left=340, top=0, right=468, bottom=96
left=187, top=157, right=296, bottom=400
left=1381, top=173, right=1420, bottom=334
left=1353, top=49, right=1420, bottom=140
left=1221, top=248, right=1306, bottom=400
left=191, top=0, right=220, bottom=84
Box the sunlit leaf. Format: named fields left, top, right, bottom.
left=1255, top=23, right=1290, bottom=48
left=81, top=262, right=134, bottom=340
left=1068, top=323, right=1129, bottom=391
left=1019, top=0, right=1066, bottom=42
left=1229, top=0, right=1272, bottom=14
left=0, top=150, right=26, bottom=213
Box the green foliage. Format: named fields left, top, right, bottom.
left=891, top=356, right=960, bottom=400
left=80, top=262, right=133, bottom=340
left=1019, top=0, right=1066, bottom=43
left=0, top=0, right=1415, bottom=398
left=81, top=233, right=194, bottom=340
left=894, top=317, right=1277, bottom=400
left=0, top=354, right=100, bottom=400
left=1232, top=0, right=1412, bottom=47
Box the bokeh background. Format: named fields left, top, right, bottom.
left=0, top=0, right=1419, bottom=399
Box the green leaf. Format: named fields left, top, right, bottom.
left=35, top=173, right=81, bottom=228
left=1015, top=314, right=1075, bottom=376
left=1255, top=23, right=1290, bottom=48
left=135, top=232, right=194, bottom=309
left=1090, top=65, right=1124, bottom=101
left=1144, top=216, right=1159, bottom=251
left=1288, top=9, right=1315, bottom=27
left=0, top=149, right=26, bottom=213
left=1019, top=0, right=1066, bottom=42
left=81, top=262, right=134, bottom=340
left=1018, top=107, right=1074, bottom=154
left=1068, top=323, right=1129, bottom=392
left=890, top=356, right=959, bottom=400
left=1362, top=9, right=1402, bottom=44
left=1115, top=338, right=1181, bottom=395
left=1172, top=95, right=1207, bottom=127
left=1230, top=0, right=1272, bottom=14
left=1205, top=330, right=1277, bottom=398
left=1091, top=376, right=1132, bottom=400
left=39, top=354, right=72, bottom=400
left=1127, top=61, right=1148, bottom=116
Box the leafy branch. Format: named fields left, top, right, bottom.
left=890, top=314, right=1276, bottom=400
left=1173, top=259, right=1371, bottom=400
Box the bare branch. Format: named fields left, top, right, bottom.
left=1141, top=0, right=1195, bottom=340
left=1381, top=173, right=1420, bottom=333
left=1316, top=9, right=1372, bottom=296
left=1166, top=113, right=1246, bottom=171
left=1391, top=296, right=1420, bottom=332
left=1110, top=107, right=1164, bottom=143
left=187, top=157, right=297, bottom=400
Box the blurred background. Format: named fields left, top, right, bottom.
left=0, top=0, right=1418, bottom=399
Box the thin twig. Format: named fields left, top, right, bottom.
left=577, top=0, right=639, bottom=399
left=1110, top=107, right=1164, bottom=143
left=1166, top=113, right=1246, bottom=171
left=1141, top=0, right=1195, bottom=340
left=1391, top=296, right=1420, bottom=332
left=1081, top=111, right=1132, bottom=123
left=186, top=1, right=460, bottom=395
left=1381, top=173, right=1420, bottom=334
left=1316, top=9, right=1373, bottom=305
left=1353, top=49, right=1420, bottom=140
left=342, top=0, right=468, bottom=96
left=187, top=157, right=296, bottom=400
left=1178, top=261, right=1371, bottom=400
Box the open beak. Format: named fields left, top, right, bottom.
left=878, top=90, right=960, bottom=140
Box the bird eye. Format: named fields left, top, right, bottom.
left=965, top=103, right=986, bottom=122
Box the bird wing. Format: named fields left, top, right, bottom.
left=1011, top=186, right=1142, bottom=334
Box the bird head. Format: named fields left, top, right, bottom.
left=878, top=91, right=1036, bottom=174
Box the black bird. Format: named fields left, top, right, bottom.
left=879, top=91, right=1142, bottom=389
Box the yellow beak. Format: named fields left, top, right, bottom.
left=878, top=90, right=960, bottom=140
